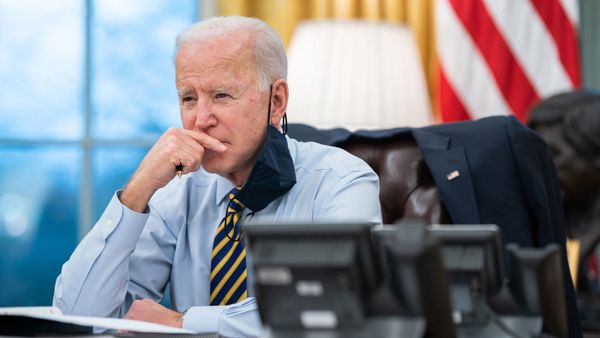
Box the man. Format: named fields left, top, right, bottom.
left=53, top=16, right=381, bottom=337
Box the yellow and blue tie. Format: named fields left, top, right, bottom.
left=209, top=188, right=248, bottom=305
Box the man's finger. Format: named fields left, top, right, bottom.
left=183, top=130, right=227, bottom=152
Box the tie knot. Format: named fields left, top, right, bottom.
left=227, top=187, right=245, bottom=213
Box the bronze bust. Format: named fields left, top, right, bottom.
left=528, top=90, right=600, bottom=291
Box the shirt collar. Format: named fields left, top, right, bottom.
left=215, top=175, right=235, bottom=206
left=285, top=135, right=298, bottom=164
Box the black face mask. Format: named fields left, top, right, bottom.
left=235, top=85, right=296, bottom=212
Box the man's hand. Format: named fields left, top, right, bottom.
left=124, top=299, right=184, bottom=328
left=120, top=128, right=226, bottom=212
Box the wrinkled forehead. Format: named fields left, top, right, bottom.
left=180, top=30, right=256, bottom=64
left=176, top=33, right=258, bottom=82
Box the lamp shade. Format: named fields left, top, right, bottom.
left=286, top=20, right=432, bottom=130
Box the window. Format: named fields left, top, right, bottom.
left=0, top=0, right=198, bottom=306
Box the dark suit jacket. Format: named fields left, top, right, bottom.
left=288, top=115, right=581, bottom=337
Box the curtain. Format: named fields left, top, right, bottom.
left=217, top=0, right=438, bottom=119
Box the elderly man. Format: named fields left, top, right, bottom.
left=53, top=16, right=381, bottom=337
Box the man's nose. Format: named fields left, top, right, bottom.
left=194, top=104, right=217, bottom=130
left=552, top=145, right=573, bottom=171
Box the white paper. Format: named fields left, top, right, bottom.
left=0, top=306, right=63, bottom=316
left=0, top=307, right=195, bottom=334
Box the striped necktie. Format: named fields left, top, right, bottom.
left=209, top=188, right=248, bottom=305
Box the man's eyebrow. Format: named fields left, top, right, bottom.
left=213, top=82, right=237, bottom=91
left=177, top=88, right=193, bottom=97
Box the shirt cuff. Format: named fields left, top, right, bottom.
left=182, top=299, right=262, bottom=337
left=103, top=190, right=150, bottom=249
left=182, top=305, right=225, bottom=334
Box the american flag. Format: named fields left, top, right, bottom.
left=436, top=0, right=581, bottom=122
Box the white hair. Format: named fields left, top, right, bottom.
left=175, top=16, right=287, bottom=91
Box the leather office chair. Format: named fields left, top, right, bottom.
left=337, top=136, right=451, bottom=225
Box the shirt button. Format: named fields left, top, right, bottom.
left=105, top=218, right=113, bottom=227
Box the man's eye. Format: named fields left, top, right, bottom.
left=215, top=92, right=231, bottom=99
left=182, top=96, right=195, bottom=103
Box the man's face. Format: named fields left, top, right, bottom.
left=175, top=36, right=269, bottom=185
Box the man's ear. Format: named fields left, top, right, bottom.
left=269, top=79, right=289, bottom=127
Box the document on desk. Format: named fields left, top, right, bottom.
left=0, top=306, right=195, bottom=334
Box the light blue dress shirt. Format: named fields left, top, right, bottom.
left=53, top=137, right=382, bottom=337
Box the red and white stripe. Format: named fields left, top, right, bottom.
left=436, top=0, right=581, bottom=122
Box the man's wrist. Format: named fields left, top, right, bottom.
left=120, top=177, right=155, bottom=213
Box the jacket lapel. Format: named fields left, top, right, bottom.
left=412, top=129, right=481, bottom=224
